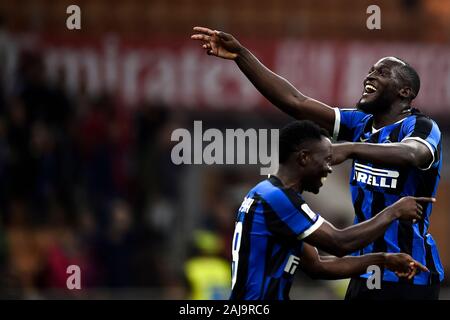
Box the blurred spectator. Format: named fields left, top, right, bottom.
left=97, top=199, right=135, bottom=287
left=184, top=230, right=231, bottom=300
left=4, top=199, right=45, bottom=299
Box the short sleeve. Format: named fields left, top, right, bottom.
left=333, top=108, right=369, bottom=142
left=401, top=116, right=441, bottom=170
left=263, top=189, right=324, bottom=240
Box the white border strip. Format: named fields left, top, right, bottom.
left=354, top=163, right=400, bottom=178
left=298, top=216, right=325, bottom=240
left=402, top=137, right=435, bottom=170
left=301, top=203, right=316, bottom=220
left=333, top=108, right=341, bottom=141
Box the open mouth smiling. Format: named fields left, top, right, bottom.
left=363, top=82, right=378, bottom=95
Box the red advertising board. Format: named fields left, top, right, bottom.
left=2, top=33, right=450, bottom=115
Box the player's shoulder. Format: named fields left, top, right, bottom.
left=405, top=108, right=441, bottom=129
left=339, top=108, right=359, bottom=111
left=409, top=107, right=437, bottom=120
left=337, top=107, right=372, bottom=122
left=250, top=177, right=279, bottom=198
left=256, top=176, right=305, bottom=205
left=338, top=107, right=364, bottom=114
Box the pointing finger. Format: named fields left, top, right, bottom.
left=412, top=197, right=436, bottom=203
left=412, top=260, right=429, bottom=273
left=193, top=26, right=216, bottom=36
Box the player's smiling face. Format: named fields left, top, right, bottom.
left=357, top=57, right=404, bottom=114
left=302, top=137, right=333, bottom=194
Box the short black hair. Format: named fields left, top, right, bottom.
left=279, top=120, right=329, bottom=164
left=393, top=57, right=421, bottom=99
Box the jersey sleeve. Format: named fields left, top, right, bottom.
left=332, top=108, right=368, bottom=142
left=263, top=189, right=324, bottom=240
left=401, top=116, right=441, bottom=170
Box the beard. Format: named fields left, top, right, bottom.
left=356, top=95, right=391, bottom=114
left=356, top=88, right=397, bottom=114
left=303, top=179, right=321, bottom=194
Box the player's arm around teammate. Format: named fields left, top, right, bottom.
left=331, top=140, right=432, bottom=167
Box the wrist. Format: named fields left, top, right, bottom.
left=235, top=46, right=248, bottom=61
left=384, top=206, right=399, bottom=220
left=347, top=142, right=356, bottom=158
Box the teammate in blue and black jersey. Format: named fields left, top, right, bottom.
left=192, top=27, right=443, bottom=299
left=230, top=121, right=429, bottom=300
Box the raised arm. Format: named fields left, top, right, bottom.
left=299, top=243, right=428, bottom=280
left=304, top=196, right=434, bottom=257
left=191, top=26, right=335, bottom=133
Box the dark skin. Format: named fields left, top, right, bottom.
left=191, top=27, right=432, bottom=168
left=191, top=27, right=432, bottom=280
left=275, top=136, right=429, bottom=277
left=300, top=243, right=424, bottom=280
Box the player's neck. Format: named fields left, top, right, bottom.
left=275, top=166, right=302, bottom=192
left=372, top=105, right=411, bottom=129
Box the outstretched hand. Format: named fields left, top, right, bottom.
left=390, top=196, right=436, bottom=223
left=191, top=26, right=243, bottom=60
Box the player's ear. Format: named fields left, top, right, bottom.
left=399, top=87, right=415, bottom=99
left=297, top=149, right=310, bottom=166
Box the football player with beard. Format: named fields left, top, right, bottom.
left=192, top=27, right=443, bottom=300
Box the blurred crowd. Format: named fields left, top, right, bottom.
left=0, top=49, right=229, bottom=299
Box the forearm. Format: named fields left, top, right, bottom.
left=333, top=207, right=398, bottom=256
left=313, top=253, right=386, bottom=280
left=235, top=48, right=308, bottom=118
left=342, top=142, right=420, bottom=167
left=306, top=207, right=398, bottom=257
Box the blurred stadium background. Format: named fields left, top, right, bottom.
left=0, top=0, right=449, bottom=299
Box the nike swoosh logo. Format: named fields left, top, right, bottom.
left=359, top=137, right=369, bottom=142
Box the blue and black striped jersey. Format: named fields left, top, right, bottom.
left=332, top=107, right=444, bottom=285
left=230, top=175, right=324, bottom=300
